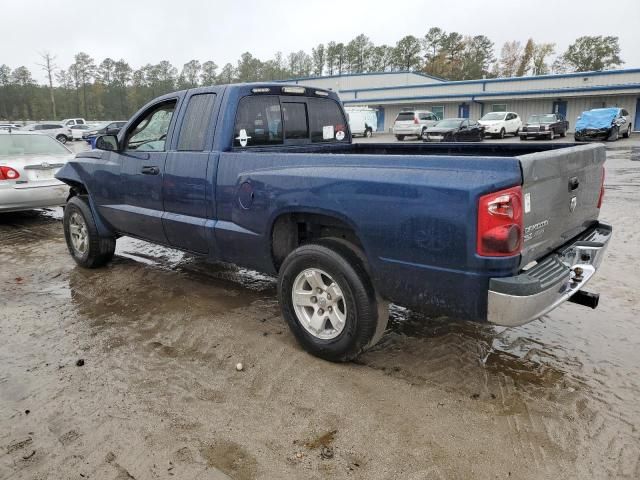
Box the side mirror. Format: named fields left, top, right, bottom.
left=95, top=134, right=119, bottom=151
left=105, top=127, right=121, bottom=135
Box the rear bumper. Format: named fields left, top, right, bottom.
left=0, top=183, right=69, bottom=212
left=487, top=222, right=612, bottom=327
left=393, top=127, right=421, bottom=136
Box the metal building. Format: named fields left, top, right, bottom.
left=290, top=69, right=640, bottom=133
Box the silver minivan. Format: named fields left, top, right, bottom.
left=393, top=110, right=439, bottom=140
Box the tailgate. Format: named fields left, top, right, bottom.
left=517, top=144, right=605, bottom=268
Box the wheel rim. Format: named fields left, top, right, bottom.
left=69, top=212, right=88, bottom=255
left=292, top=268, right=347, bottom=340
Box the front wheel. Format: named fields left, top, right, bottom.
left=418, top=127, right=427, bottom=140
left=623, top=125, right=631, bottom=138
left=63, top=196, right=116, bottom=268
left=395, top=135, right=404, bottom=141
left=278, top=239, right=388, bottom=362
left=499, top=128, right=506, bottom=139
left=607, top=127, right=619, bottom=142
left=56, top=134, right=67, bottom=144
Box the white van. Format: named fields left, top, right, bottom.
left=345, top=107, right=378, bottom=138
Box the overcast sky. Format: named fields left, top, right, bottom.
left=4, top=0, right=639, bottom=82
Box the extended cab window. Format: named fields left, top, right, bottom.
left=308, top=98, right=348, bottom=143
left=125, top=101, right=176, bottom=151
left=177, top=93, right=217, bottom=151
left=234, top=96, right=283, bottom=147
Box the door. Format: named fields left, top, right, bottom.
left=635, top=99, right=640, bottom=132
left=457, top=119, right=471, bottom=141
left=458, top=103, right=470, bottom=119
left=163, top=91, right=219, bottom=253
left=553, top=100, right=568, bottom=118
left=377, top=107, right=385, bottom=132
left=112, top=99, right=178, bottom=243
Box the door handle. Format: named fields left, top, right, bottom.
left=141, top=166, right=160, bottom=175
left=568, top=176, right=579, bottom=191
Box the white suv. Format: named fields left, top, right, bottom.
left=478, top=111, right=522, bottom=139
left=393, top=110, right=439, bottom=140
left=21, top=123, right=73, bottom=144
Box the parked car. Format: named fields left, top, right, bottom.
left=0, top=131, right=72, bottom=212
left=424, top=118, right=484, bottom=142
left=82, top=121, right=127, bottom=143
left=393, top=110, right=439, bottom=140
left=478, top=112, right=522, bottom=139
left=56, top=83, right=611, bottom=362
left=574, top=108, right=632, bottom=142
left=60, top=118, right=87, bottom=127
left=0, top=123, right=22, bottom=131
left=70, top=124, right=92, bottom=140
left=346, top=107, right=377, bottom=138
left=21, top=123, right=73, bottom=144
left=520, top=113, right=569, bottom=140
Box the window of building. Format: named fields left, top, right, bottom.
left=282, top=102, right=309, bottom=140
left=177, top=93, right=217, bottom=151
left=234, top=96, right=283, bottom=147
left=309, top=98, right=348, bottom=142
left=431, top=106, right=444, bottom=120
left=492, top=104, right=508, bottom=112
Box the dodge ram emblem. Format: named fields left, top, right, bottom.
left=569, top=196, right=577, bottom=212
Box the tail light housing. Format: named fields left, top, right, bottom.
left=477, top=186, right=523, bottom=257
left=0, top=166, right=20, bottom=180
left=597, top=166, right=605, bottom=208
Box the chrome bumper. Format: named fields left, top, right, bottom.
left=487, top=222, right=612, bottom=327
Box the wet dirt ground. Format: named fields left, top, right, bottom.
left=1, top=140, right=639, bottom=479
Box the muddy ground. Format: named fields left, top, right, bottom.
left=1, top=140, right=639, bottom=479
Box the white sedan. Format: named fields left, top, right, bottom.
left=0, top=131, right=73, bottom=213
left=478, top=112, right=522, bottom=139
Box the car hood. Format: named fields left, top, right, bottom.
left=575, top=109, right=618, bottom=131
left=478, top=120, right=504, bottom=126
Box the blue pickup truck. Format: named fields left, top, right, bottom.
left=56, top=83, right=611, bottom=361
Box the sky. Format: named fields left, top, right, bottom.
left=3, top=0, right=639, bottom=83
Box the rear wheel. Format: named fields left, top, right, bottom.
left=278, top=239, right=388, bottom=362
left=519, top=135, right=527, bottom=141
left=623, top=125, right=632, bottom=138
left=364, top=128, right=373, bottom=138
left=56, top=134, right=67, bottom=144
left=63, top=196, right=116, bottom=268
left=395, top=135, right=404, bottom=141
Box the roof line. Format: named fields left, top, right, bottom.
left=342, top=83, right=640, bottom=105
left=278, top=70, right=445, bottom=83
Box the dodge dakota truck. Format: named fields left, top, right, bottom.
left=56, top=83, right=611, bottom=362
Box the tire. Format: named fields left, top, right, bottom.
left=63, top=196, right=116, bottom=268
left=56, top=134, right=67, bottom=144
left=607, top=127, right=619, bottom=142
left=623, top=125, right=631, bottom=138
left=395, top=135, right=404, bottom=141
left=548, top=129, right=555, bottom=140
left=278, top=239, right=389, bottom=362
left=514, top=128, right=520, bottom=136
left=574, top=135, right=583, bottom=142
left=365, top=128, right=373, bottom=138
left=519, top=136, right=527, bottom=141
left=419, top=127, right=427, bottom=140
left=560, top=129, right=567, bottom=138
left=499, top=128, right=506, bottom=139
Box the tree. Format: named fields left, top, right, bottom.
left=72, top=52, right=96, bottom=118
left=345, top=34, right=372, bottom=73
left=311, top=44, right=325, bottom=76
left=236, top=53, right=262, bottom=82
left=499, top=41, right=522, bottom=77
left=112, top=60, right=132, bottom=117
left=180, top=59, right=201, bottom=88
left=459, top=35, right=495, bottom=80
left=558, top=35, right=624, bottom=72
left=532, top=43, right=555, bottom=75
left=393, top=35, right=422, bottom=71
left=200, top=61, right=218, bottom=85
left=11, top=66, right=35, bottom=119
left=325, top=42, right=339, bottom=75
left=367, top=45, right=394, bottom=72
left=516, top=39, right=535, bottom=77
left=38, top=52, right=58, bottom=119
left=218, top=63, right=236, bottom=84
left=423, top=27, right=445, bottom=62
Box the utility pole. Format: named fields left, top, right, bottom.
left=38, top=52, right=57, bottom=119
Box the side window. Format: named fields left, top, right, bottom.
left=621, top=109, right=629, bottom=116
left=234, top=96, right=283, bottom=147
left=462, top=120, right=469, bottom=127
left=308, top=98, right=348, bottom=143
left=177, top=93, right=217, bottom=151
left=124, top=100, right=176, bottom=151
left=77, top=119, right=85, bottom=125
left=282, top=102, right=309, bottom=140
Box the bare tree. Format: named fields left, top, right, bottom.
left=38, top=52, right=57, bottom=119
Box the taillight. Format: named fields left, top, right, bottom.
left=477, top=186, right=523, bottom=257
left=597, top=166, right=605, bottom=208
left=414, top=117, right=419, bottom=124
left=0, top=166, right=20, bottom=180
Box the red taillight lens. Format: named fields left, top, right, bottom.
left=0, top=166, right=20, bottom=180
left=597, top=166, right=605, bottom=208
left=414, top=117, right=419, bottom=124
left=477, top=186, right=523, bottom=256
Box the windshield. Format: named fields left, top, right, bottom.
left=0, top=134, right=70, bottom=156
left=527, top=114, right=556, bottom=124
left=434, top=119, right=463, bottom=129
left=481, top=112, right=506, bottom=121
left=396, top=112, right=415, bottom=121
